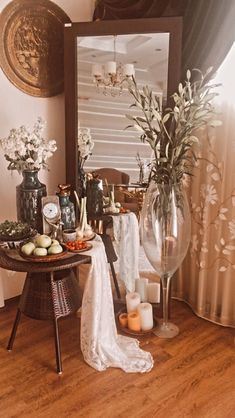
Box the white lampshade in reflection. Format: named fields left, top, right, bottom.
left=92, top=64, right=103, bottom=77
left=105, top=61, right=117, bottom=75
left=123, top=63, right=135, bottom=77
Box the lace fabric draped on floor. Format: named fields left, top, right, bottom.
left=80, top=236, right=153, bottom=373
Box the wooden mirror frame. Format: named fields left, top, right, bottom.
left=64, top=17, right=182, bottom=196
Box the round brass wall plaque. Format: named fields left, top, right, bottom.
left=0, top=0, right=71, bottom=97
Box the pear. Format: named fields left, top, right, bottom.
left=51, top=239, right=60, bottom=246
left=33, top=247, right=47, bottom=256
left=35, top=234, right=52, bottom=248
left=21, top=242, right=35, bottom=256
left=48, top=244, right=63, bottom=255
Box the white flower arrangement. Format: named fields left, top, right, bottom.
left=77, top=127, right=94, bottom=167
left=0, top=117, right=57, bottom=173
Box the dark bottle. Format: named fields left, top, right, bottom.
left=86, top=178, right=103, bottom=216
left=57, top=184, right=76, bottom=230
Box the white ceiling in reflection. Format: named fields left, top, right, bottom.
left=77, top=33, right=169, bottom=181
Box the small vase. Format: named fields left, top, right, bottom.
left=57, top=185, right=76, bottom=230
left=16, top=169, right=47, bottom=233
left=140, top=181, right=191, bottom=338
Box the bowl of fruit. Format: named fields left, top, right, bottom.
left=20, top=234, right=67, bottom=262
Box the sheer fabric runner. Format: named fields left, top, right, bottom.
left=110, top=212, right=140, bottom=292
left=80, top=236, right=153, bottom=373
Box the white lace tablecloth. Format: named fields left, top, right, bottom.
left=80, top=236, right=153, bottom=373
left=108, top=212, right=140, bottom=292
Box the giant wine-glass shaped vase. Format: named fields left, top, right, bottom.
left=140, top=182, right=191, bottom=338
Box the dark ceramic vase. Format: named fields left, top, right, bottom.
left=58, top=194, right=76, bottom=230
left=86, top=178, right=103, bottom=216
left=16, top=169, right=47, bottom=233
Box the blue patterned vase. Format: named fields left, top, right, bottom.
left=16, top=169, right=47, bottom=233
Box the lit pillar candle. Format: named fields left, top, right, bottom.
left=119, top=313, right=128, bottom=328
left=135, top=278, right=149, bottom=302
left=147, top=283, right=160, bottom=304
left=126, top=292, right=141, bottom=313
left=127, top=311, right=141, bottom=332
left=137, top=303, right=153, bottom=331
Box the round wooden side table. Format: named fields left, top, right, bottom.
left=0, top=248, right=91, bottom=374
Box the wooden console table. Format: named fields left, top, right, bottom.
left=0, top=248, right=91, bottom=374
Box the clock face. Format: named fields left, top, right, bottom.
left=42, top=202, right=59, bottom=220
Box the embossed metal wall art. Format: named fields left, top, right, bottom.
left=0, top=0, right=71, bottom=97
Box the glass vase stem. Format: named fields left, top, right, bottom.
left=161, top=274, right=172, bottom=326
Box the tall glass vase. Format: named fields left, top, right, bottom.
left=16, top=169, right=47, bottom=233
left=140, top=181, right=191, bottom=338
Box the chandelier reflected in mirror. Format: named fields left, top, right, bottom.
left=92, top=36, right=135, bottom=96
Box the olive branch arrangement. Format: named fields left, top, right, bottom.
left=126, top=68, right=222, bottom=218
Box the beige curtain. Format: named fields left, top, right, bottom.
left=173, top=96, right=235, bottom=327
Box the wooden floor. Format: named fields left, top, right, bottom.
left=0, top=298, right=235, bottom=418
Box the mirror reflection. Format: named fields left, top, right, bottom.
left=77, top=33, right=169, bottom=182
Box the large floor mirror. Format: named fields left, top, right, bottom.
left=64, top=17, right=182, bottom=193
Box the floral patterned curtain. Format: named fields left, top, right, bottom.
left=173, top=46, right=235, bottom=327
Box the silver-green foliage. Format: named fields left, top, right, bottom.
left=126, top=68, right=221, bottom=187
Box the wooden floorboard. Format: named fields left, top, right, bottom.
left=0, top=298, right=235, bottom=418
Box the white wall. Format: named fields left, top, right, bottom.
left=0, top=0, right=95, bottom=303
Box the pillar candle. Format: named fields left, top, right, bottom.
left=119, top=313, right=128, bottom=328
left=110, top=189, right=115, bottom=204
left=135, top=278, right=149, bottom=302
left=147, top=283, right=160, bottom=304
left=137, top=303, right=153, bottom=331
left=126, top=292, right=141, bottom=313
left=127, top=311, right=141, bottom=332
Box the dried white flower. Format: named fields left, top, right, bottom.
left=78, top=127, right=94, bottom=167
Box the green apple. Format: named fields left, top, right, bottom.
left=47, top=244, right=63, bottom=255
left=33, top=247, right=47, bottom=256
left=51, top=239, right=60, bottom=246
left=21, top=242, right=35, bottom=256
left=35, top=234, right=52, bottom=248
